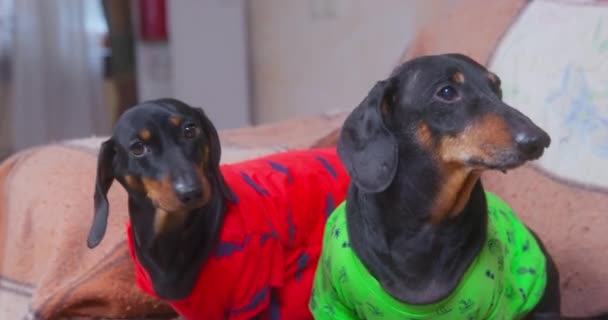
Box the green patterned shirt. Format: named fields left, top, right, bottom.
left=310, top=192, right=547, bottom=320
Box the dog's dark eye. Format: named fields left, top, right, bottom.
left=436, top=85, right=459, bottom=102
left=183, top=123, right=198, bottom=139
left=129, top=141, right=147, bottom=157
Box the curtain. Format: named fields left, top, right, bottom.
left=9, top=0, right=110, bottom=151
left=0, top=0, right=13, bottom=158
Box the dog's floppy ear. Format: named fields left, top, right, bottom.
left=338, top=80, right=398, bottom=193
left=195, top=108, right=236, bottom=203
left=87, top=139, right=115, bottom=248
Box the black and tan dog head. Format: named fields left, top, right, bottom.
left=87, top=98, right=234, bottom=248
left=338, top=54, right=550, bottom=220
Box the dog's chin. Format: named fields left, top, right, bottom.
left=466, top=151, right=543, bottom=174
left=153, top=201, right=206, bottom=215
left=152, top=202, right=207, bottom=235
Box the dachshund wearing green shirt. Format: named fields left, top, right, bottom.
left=311, top=54, right=608, bottom=320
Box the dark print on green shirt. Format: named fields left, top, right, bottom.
left=310, top=192, right=547, bottom=320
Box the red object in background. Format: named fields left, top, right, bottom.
left=137, top=0, right=168, bottom=42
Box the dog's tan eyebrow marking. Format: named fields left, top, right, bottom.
left=139, top=129, right=151, bottom=141
left=170, top=116, right=181, bottom=126
left=381, top=100, right=391, bottom=116
left=452, top=72, right=465, bottom=84
left=487, top=72, right=497, bottom=83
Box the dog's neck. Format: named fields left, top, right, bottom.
left=347, top=154, right=488, bottom=305
left=128, top=180, right=227, bottom=300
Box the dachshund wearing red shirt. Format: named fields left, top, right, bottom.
left=86, top=98, right=349, bottom=320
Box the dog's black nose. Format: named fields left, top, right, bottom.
left=515, top=130, right=551, bottom=160
left=174, top=182, right=203, bottom=204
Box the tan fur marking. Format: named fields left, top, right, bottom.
left=488, top=72, right=498, bottom=84
left=170, top=116, right=181, bottom=126
left=380, top=95, right=394, bottom=117
left=142, top=163, right=213, bottom=235
left=480, top=116, right=512, bottom=149
left=451, top=172, right=480, bottom=215
left=430, top=167, right=480, bottom=223
left=452, top=72, right=465, bottom=84
left=416, top=122, right=434, bottom=150
left=139, top=129, right=151, bottom=141
left=141, top=176, right=183, bottom=212
left=425, top=115, right=513, bottom=223
left=154, top=209, right=170, bottom=234
left=141, top=164, right=211, bottom=216
left=124, top=175, right=141, bottom=190
left=154, top=208, right=187, bottom=235
left=438, top=115, right=512, bottom=164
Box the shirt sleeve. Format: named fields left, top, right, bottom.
left=309, top=235, right=358, bottom=320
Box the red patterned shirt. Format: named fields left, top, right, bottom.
left=127, top=148, right=349, bottom=320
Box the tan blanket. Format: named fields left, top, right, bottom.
left=0, top=112, right=346, bottom=319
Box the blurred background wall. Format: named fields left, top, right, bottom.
left=0, top=0, right=438, bottom=157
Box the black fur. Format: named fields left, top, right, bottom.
left=338, top=54, right=602, bottom=319
left=87, top=98, right=234, bottom=299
